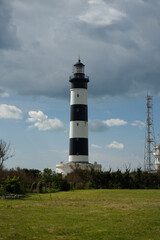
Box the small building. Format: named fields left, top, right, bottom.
left=56, top=161, right=101, bottom=176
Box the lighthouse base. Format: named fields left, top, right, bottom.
left=56, top=161, right=102, bottom=176
left=155, top=159, right=160, bottom=172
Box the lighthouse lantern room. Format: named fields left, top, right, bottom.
left=73, top=60, right=85, bottom=74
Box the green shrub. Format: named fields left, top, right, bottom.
left=30, top=181, right=37, bottom=193
left=37, top=181, right=43, bottom=193
left=0, top=185, right=5, bottom=196
left=1, top=176, right=25, bottom=194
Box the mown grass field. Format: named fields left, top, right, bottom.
left=0, top=189, right=160, bottom=240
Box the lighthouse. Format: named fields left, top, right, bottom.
left=153, top=145, right=160, bottom=172
left=69, top=59, right=89, bottom=163
left=56, top=59, right=101, bottom=175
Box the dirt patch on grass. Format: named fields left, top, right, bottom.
left=0, top=194, right=28, bottom=200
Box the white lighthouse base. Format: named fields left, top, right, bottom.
left=155, top=159, right=160, bottom=172
left=153, top=144, right=160, bottom=172
left=56, top=161, right=102, bottom=176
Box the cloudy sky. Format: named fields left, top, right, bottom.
left=1, top=0, right=160, bottom=171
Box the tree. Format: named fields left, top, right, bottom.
left=0, top=140, right=15, bottom=169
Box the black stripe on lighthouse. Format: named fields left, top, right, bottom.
left=69, top=138, right=88, bottom=156
left=70, top=104, right=88, bottom=121
left=70, top=81, right=87, bottom=89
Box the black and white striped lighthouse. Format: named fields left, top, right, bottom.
left=56, top=59, right=102, bottom=175
left=69, top=59, right=89, bottom=163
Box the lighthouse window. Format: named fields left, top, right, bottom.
left=77, top=123, right=79, bottom=126
left=76, top=67, right=82, bottom=73
left=77, top=94, right=79, bottom=97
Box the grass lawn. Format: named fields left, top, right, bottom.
left=0, top=189, right=160, bottom=240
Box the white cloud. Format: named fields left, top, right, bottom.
left=0, top=104, right=22, bottom=119
left=79, top=0, right=126, bottom=26
left=27, top=110, right=65, bottom=131
left=103, top=118, right=127, bottom=127
left=91, top=144, right=102, bottom=149
left=131, top=120, right=145, bottom=128
left=106, top=141, right=124, bottom=150
left=89, top=118, right=127, bottom=131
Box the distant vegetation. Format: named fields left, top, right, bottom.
left=0, top=167, right=160, bottom=195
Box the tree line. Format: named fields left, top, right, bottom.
left=0, top=167, right=160, bottom=195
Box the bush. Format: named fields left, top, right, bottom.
left=37, top=181, right=43, bottom=193
left=1, top=167, right=160, bottom=193
left=67, top=168, right=160, bottom=190
left=0, top=176, right=25, bottom=194
left=30, top=181, right=37, bottom=193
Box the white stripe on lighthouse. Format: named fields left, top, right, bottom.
left=69, top=121, right=88, bottom=138
left=70, top=89, right=88, bottom=105
left=69, top=155, right=88, bottom=163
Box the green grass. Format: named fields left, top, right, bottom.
left=0, top=190, right=160, bottom=240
